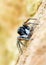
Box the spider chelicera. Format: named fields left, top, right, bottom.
left=17, top=18, right=38, bottom=53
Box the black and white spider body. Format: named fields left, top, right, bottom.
left=17, top=24, right=31, bottom=40
left=17, top=18, right=38, bottom=53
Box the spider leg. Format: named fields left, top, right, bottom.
left=20, top=41, right=26, bottom=47
left=17, top=39, right=23, bottom=53
left=24, top=18, right=37, bottom=24
left=24, top=18, right=38, bottom=25
left=17, top=36, right=26, bottom=47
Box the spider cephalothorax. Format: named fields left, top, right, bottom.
left=17, top=18, right=38, bottom=53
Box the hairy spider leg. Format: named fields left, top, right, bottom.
left=17, top=38, right=26, bottom=53
left=20, top=42, right=25, bottom=46
left=17, top=36, right=27, bottom=46
left=17, top=39, right=23, bottom=53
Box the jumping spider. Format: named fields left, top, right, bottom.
left=17, top=18, right=38, bottom=53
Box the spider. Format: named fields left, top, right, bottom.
left=17, top=18, right=38, bottom=53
